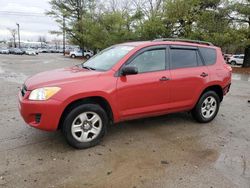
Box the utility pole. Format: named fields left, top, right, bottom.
left=16, top=23, right=20, bottom=48
left=63, top=15, right=66, bottom=56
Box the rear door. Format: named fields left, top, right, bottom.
left=168, top=45, right=210, bottom=110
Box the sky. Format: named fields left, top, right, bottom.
left=0, top=0, right=61, bottom=42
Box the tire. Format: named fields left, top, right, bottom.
left=62, top=103, right=108, bottom=149
left=71, top=54, right=76, bottom=58
left=192, top=91, right=220, bottom=123
left=231, top=61, right=236, bottom=65
left=85, top=54, right=90, bottom=59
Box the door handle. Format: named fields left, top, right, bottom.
left=200, top=72, right=208, bottom=77
left=159, top=76, right=170, bottom=81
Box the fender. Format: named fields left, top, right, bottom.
left=60, top=91, right=120, bottom=123
left=191, top=81, right=224, bottom=109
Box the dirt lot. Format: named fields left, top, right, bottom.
left=232, top=67, right=250, bottom=75
left=0, top=54, right=250, bottom=188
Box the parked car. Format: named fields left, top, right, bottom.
left=65, top=48, right=72, bottom=55
left=10, top=48, right=24, bottom=55
left=223, top=54, right=232, bottom=63
left=69, top=49, right=94, bottom=59
left=25, top=48, right=37, bottom=56
left=49, top=48, right=58, bottom=53
left=0, top=48, right=10, bottom=54
left=20, top=48, right=28, bottom=54
left=9, top=48, right=16, bottom=54
left=18, top=39, right=232, bottom=149
left=58, top=49, right=64, bottom=53
left=228, top=54, right=244, bottom=65
left=38, top=48, right=49, bottom=53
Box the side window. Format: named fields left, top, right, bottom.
left=199, top=47, right=217, bottom=65
left=170, top=49, right=198, bottom=69
left=129, top=49, right=166, bottom=73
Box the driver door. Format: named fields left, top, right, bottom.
left=115, top=46, right=171, bottom=120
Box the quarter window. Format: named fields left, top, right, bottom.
left=170, top=49, right=198, bottom=69
left=199, top=47, right=217, bottom=65
left=129, top=49, right=166, bottom=73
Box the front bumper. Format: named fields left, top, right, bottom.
left=18, top=91, right=63, bottom=131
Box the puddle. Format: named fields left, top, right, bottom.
left=232, top=73, right=250, bottom=82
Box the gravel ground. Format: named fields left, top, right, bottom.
left=0, top=54, right=250, bottom=188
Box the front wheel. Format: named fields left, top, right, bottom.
left=63, top=103, right=108, bottom=149
left=192, top=91, right=220, bottom=123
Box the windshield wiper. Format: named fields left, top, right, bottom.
left=81, top=64, right=96, bottom=70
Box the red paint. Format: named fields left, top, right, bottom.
left=18, top=41, right=231, bottom=131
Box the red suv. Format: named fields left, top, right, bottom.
left=18, top=39, right=232, bottom=149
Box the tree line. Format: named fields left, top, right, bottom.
left=47, top=0, right=250, bottom=67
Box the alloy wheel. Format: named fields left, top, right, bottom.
left=71, top=112, right=102, bottom=142
left=201, top=96, right=217, bottom=119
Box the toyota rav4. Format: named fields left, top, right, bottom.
left=18, top=39, right=232, bottom=149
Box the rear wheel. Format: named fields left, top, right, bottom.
left=62, top=103, right=108, bottom=149
left=192, top=91, right=220, bottom=123
left=231, top=61, right=236, bottom=65
left=71, top=54, right=76, bottom=58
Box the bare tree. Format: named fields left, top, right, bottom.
left=131, top=0, right=164, bottom=19
left=50, top=38, right=61, bottom=50
left=38, top=36, right=47, bottom=48
left=8, top=28, right=17, bottom=48
left=38, top=36, right=47, bottom=43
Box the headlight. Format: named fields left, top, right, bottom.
left=29, top=87, right=61, bottom=100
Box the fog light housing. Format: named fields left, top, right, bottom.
left=35, top=114, right=41, bottom=123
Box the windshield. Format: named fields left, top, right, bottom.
left=82, top=45, right=135, bottom=71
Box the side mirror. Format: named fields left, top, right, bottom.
left=121, top=66, right=138, bottom=76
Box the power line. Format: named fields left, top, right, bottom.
left=0, top=11, right=48, bottom=17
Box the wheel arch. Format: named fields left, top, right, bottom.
left=200, top=85, right=223, bottom=102
left=58, top=96, right=114, bottom=130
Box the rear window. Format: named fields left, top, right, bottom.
left=199, top=47, right=217, bottom=65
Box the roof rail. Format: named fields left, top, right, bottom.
left=153, top=38, right=214, bottom=46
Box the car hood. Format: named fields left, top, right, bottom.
left=25, top=66, right=101, bottom=90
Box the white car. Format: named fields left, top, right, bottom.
left=25, top=48, right=37, bottom=56
left=0, top=48, right=10, bottom=54
left=228, top=54, right=244, bottom=65
left=69, top=49, right=94, bottom=59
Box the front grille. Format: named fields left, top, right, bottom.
left=21, top=85, right=27, bottom=97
